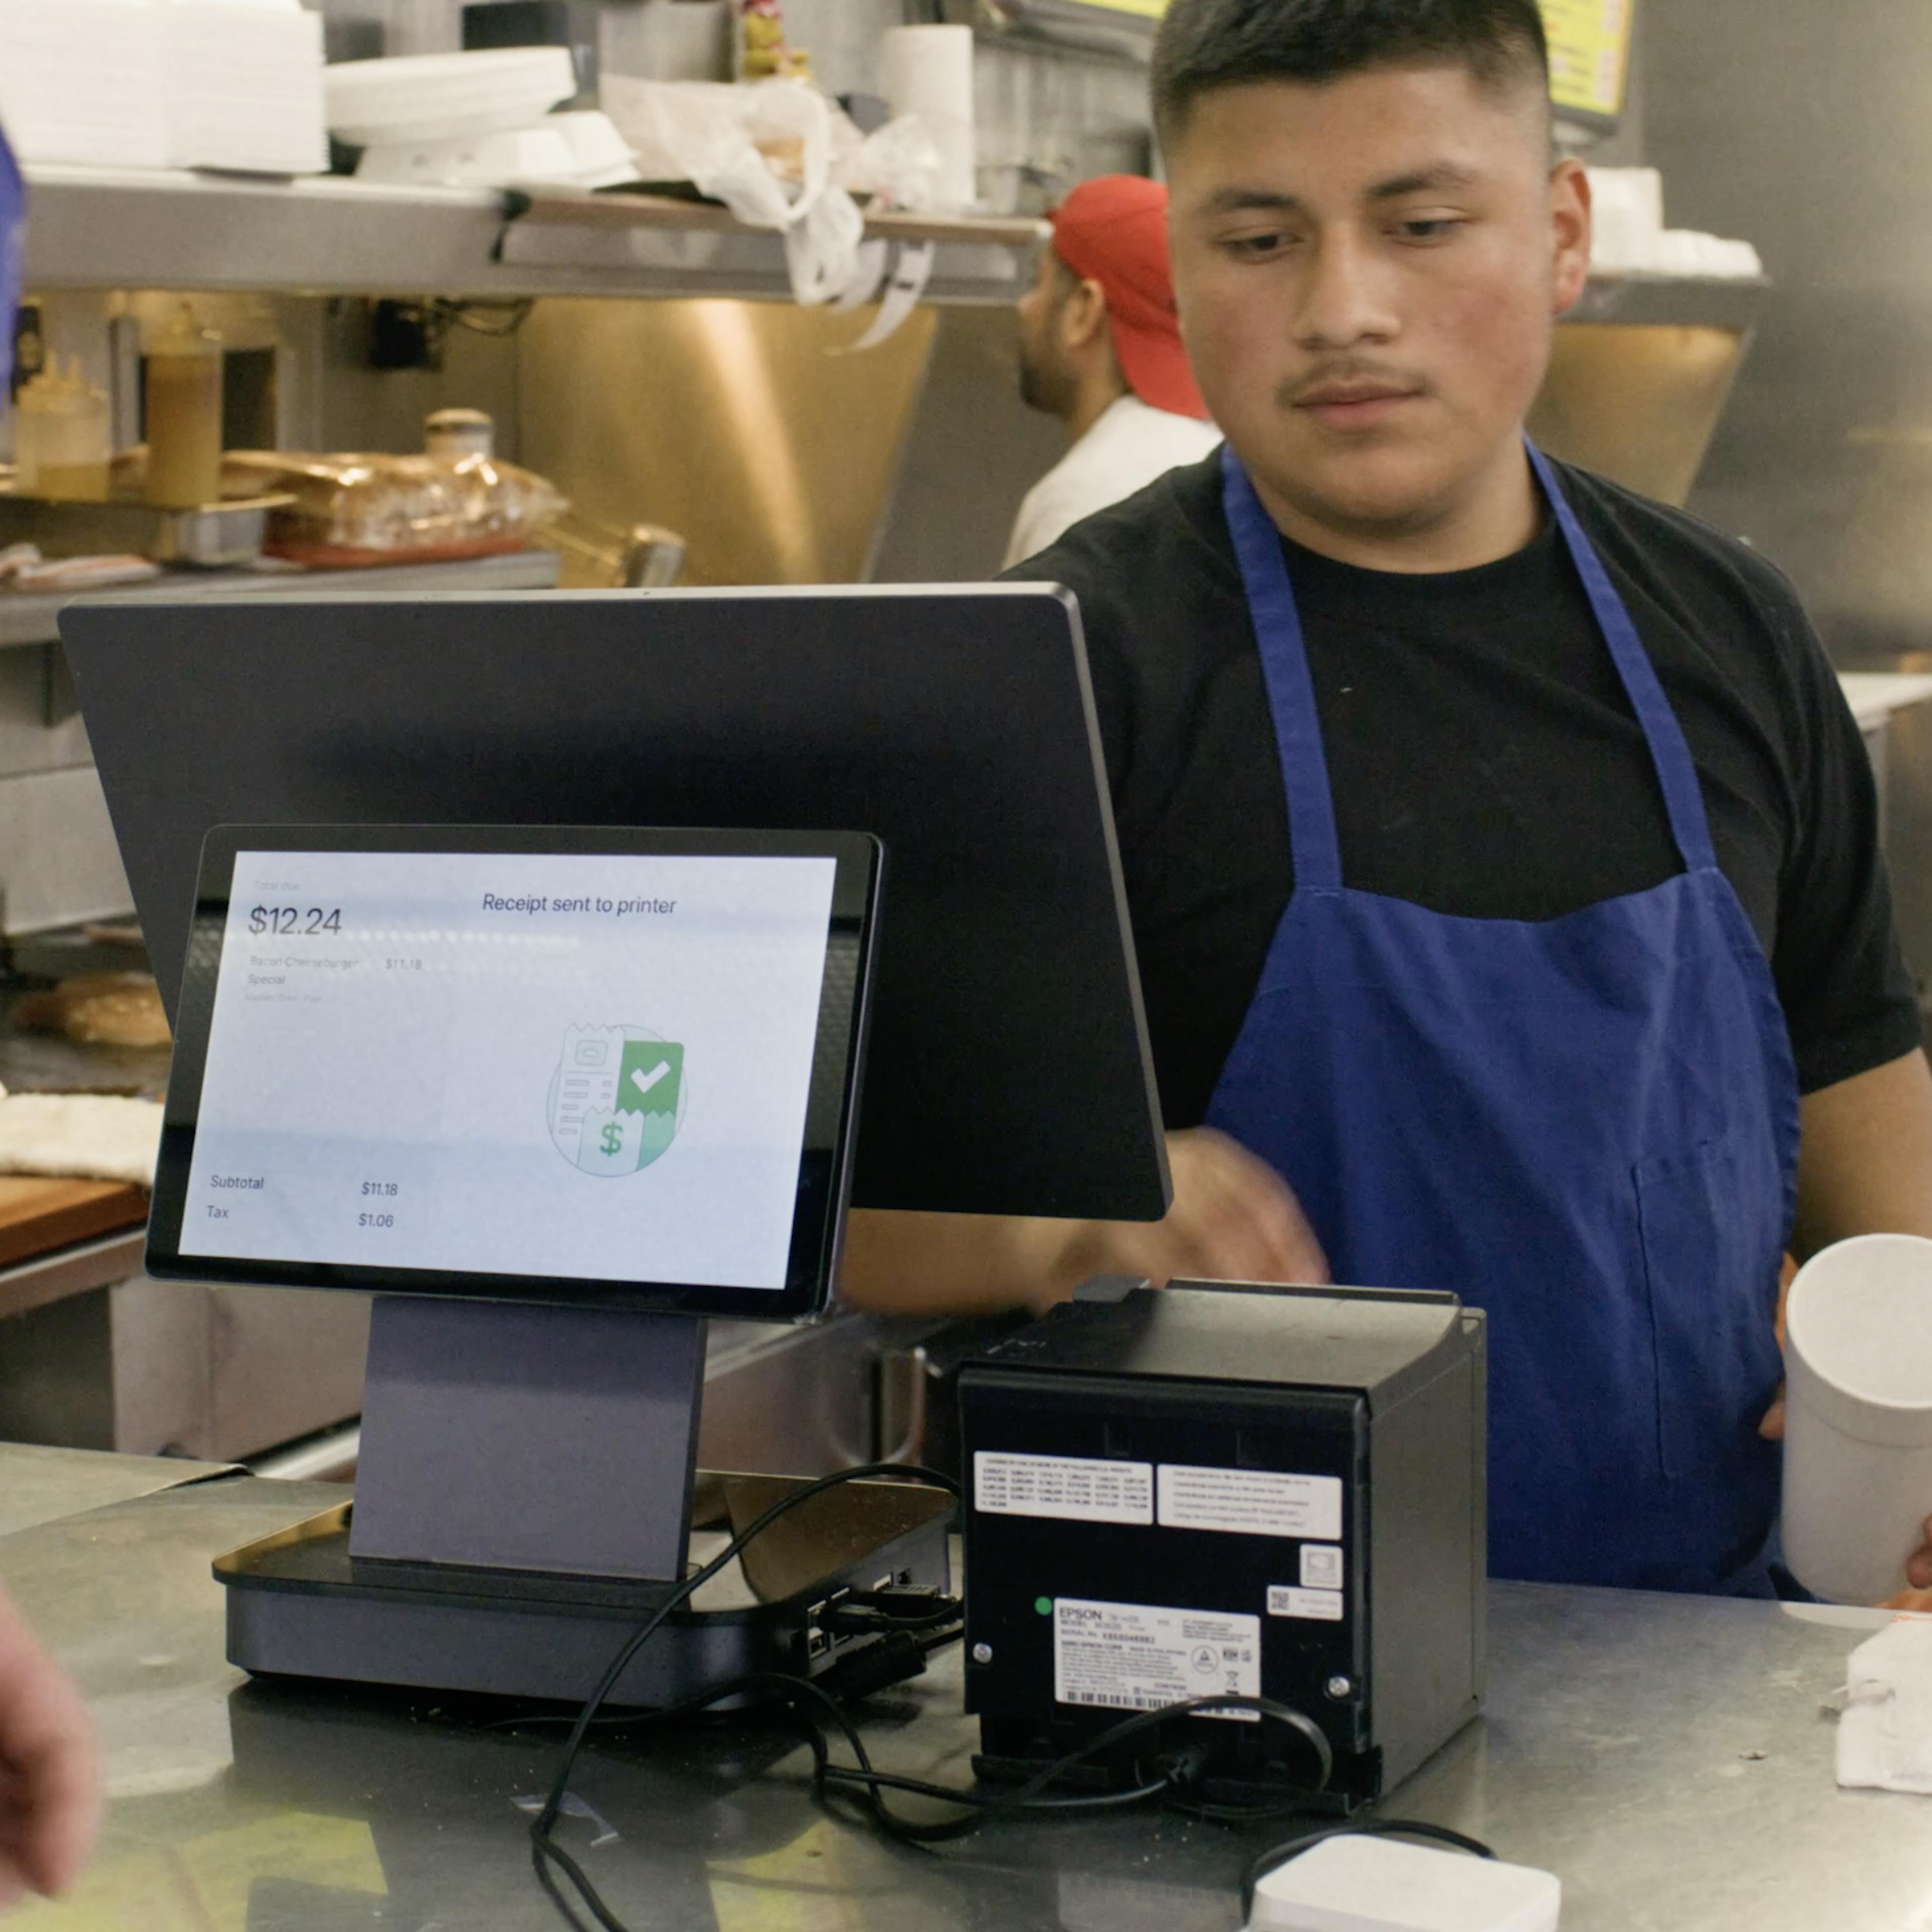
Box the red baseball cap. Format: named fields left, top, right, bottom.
left=1049, top=175, right=1209, bottom=422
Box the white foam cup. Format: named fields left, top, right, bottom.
left=1782, top=1233, right=1932, bottom=1603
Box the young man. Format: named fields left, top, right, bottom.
left=1003, top=174, right=1222, bottom=567
left=844, top=0, right=1932, bottom=1602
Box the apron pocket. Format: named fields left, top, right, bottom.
left=1633, top=1134, right=1780, bottom=1485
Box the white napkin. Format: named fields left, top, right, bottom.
left=1838, top=1615, right=1932, bottom=1794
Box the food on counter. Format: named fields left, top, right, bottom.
left=0, top=1087, right=163, bottom=1187
left=221, top=449, right=567, bottom=569
left=14, top=973, right=172, bottom=1049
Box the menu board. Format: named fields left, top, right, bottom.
left=1048, top=0, right=1632, bottom=91
left=1541, top=0, right=1635, bottom=123
left=1041, top=0, right=1633, bottom=110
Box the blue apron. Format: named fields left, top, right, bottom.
left=1206, top=443, right=1801, bottom=1593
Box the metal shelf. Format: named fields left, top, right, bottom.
left=21, top=165, right=1044, bottom=306
left=1564, top=272, right=1767, bottom=331
left=0, top=548, right=562, bottom=652
left=23, top=167, right=1758, bottom=321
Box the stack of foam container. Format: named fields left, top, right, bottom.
left=0, top=0, right=169, bottom=168
left=162, top=0, right=329, bottom=175
left=0, top=0, right=327, bottom=175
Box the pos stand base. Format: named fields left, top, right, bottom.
left=214, top=1298, right=953, bottom=1708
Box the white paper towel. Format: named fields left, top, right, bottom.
left=1839, top=1615, right=1932, bottom=1795
left=878, top=24, right=974, bottom=212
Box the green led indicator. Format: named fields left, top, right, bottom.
left=1034, top=1596, right=1054, bottom=1616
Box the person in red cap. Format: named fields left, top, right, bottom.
left=1003, top=174, right=1222, bottom=568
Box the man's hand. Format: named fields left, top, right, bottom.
left=1060, top=1127, right=1331, bottom=1293
left=839, top=1127, right=1328, bottom=1315
left=1893, top=1513, right=1932, bottom=1612
left=0, top=1587, right=97, bottom=1909
left=1767, top=1052, right=1932, bottom=1609
left=1757, top=1399, right=1932, bottom=1605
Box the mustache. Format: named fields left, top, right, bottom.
left=1278, top=361, right=1430, bottom=408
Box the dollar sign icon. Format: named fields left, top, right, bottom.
left=601, top=1121, right=623, bottom=1156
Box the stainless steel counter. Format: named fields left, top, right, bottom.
left=0, top=1441, right=231, bottom=1539
left=1, top=1448, right=1926, bottom=1930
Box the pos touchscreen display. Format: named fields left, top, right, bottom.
left=147, top=826, right=881, bottom=1319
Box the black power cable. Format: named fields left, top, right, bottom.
left=537, top=1674, right=1336, bottom=1926
left=529, top=1461, right=962, bottom=1928
left=525, top=1458, right=1348, bottom=1930
left=862, top=1693, right=1335, bottom=1846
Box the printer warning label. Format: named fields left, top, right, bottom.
left=1053, top=1597, right=1260, bottom=1722
left=974, top=1452, right=1154, bottom=1525
left=1157, top=1465, right=1343, bottom=1540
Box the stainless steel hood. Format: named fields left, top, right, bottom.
left=1643, top=0, right=1932, bottom=663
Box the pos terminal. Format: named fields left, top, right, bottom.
left=65, top=587, right=1485, bottom=1814
left=61, top=585, right=1174, bottom=1709
left=146, top=821, right=918, bottom=1703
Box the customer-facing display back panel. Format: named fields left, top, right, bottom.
left=62, top=588, right=1169, bottom=1222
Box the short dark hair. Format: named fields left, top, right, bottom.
left=1152, top=0, right=1549, bottom=140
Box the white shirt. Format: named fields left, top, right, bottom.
left=1002, top=394, right=1224, bottom=570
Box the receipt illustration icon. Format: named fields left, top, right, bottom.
left=576, top=1107, right=644, bottom=1176
left=547, top=1026, right=685, bottom=1176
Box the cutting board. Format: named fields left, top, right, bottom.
left=0, top=1176, right=149, bottom=1270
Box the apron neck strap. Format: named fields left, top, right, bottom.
left=1219, top=445, right=1345, bottom=889
left=1525, top=442, right=1718, bottom=873
left=1219, top=442, right=1722, bottom=889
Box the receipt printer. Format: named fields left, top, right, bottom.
left=960, top=1281, right=1486, bottom=1806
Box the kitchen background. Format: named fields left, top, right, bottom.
left=0, top=0, right=1926, bottom=1473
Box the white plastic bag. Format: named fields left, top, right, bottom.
left=601, top=77, right=953, bottom=316
left=841, top=113, right=946, bottom=213
left=603, top=76, right=863, bottom=304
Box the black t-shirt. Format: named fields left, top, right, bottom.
left=1004, top=449, right=1920, bottom=1127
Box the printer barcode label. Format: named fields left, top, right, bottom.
left=1268, top=1585, right=1345, bottom=1622
left=1053, top=1597, right=1260, bottom=1722
left=973, top=1452, right=1153, bottom=1525
left=1157, top=1465, right=1343, bottom=1540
